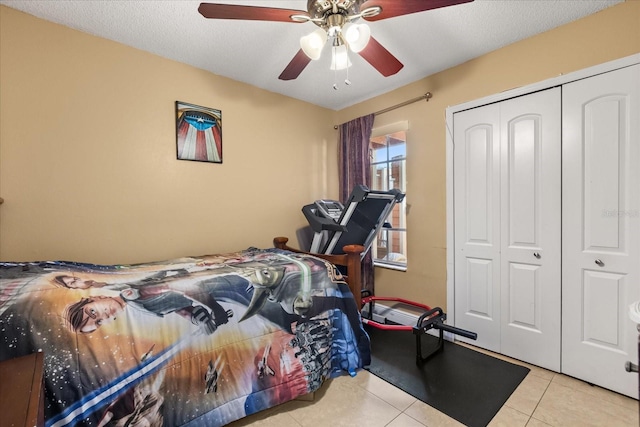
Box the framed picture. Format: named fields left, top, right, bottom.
left=175, top=101, right=223, bottom=163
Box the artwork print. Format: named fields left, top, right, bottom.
left=176, top=101, right=222, bottom=163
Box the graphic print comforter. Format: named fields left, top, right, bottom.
left=0, top=247, right=371, bottom=427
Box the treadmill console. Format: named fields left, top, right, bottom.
left=314, top=199, right=344, bottom=221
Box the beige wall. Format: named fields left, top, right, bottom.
left=0, top=6, right=337, bottom=264
left=335, top=0, right=640, bottom=310
left=1, top=2, right=639, bottom=310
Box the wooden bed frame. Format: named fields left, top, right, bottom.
left=273, top=236, right=364, bottom=310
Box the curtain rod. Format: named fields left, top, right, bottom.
left=334, top=92, right=432, bottom=129
left=375, top=91, right=432, bottom=116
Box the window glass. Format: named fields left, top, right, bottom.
left=370, top=130, right=407, bottom=270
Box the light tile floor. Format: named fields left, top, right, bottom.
left=229, top=343, right=639, bottom=427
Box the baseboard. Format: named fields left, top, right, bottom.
left=361, top=302, right=456, bottom=341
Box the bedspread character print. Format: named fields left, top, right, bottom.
left=0, top=248, right=371, bottom=427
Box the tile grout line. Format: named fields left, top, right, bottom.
left=400, top=407, right=428, bottom=427
left=526, top=373, right=555, bottom=425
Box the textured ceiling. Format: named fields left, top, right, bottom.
left=0, top=0, right=624, bottom=110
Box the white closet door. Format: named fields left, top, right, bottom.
left=562, top=64, right=640, bottom=398
left=454, top=89, right=561, bottom=367
left=499, top=89, right=561, bottom=371
left=454, top=103, right=502, bottom=352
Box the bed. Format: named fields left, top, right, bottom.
left=0, top=237, right=369, bottom=427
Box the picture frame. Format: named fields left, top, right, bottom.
left=175, top=101, right=223, bottom=163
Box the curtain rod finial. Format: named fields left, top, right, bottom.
left=425, top=92, right=433, bottom=102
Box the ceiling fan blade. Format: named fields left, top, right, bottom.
left=358, top=36, right=403, bottom=77
left=198, top=3, right=309, bottom=22
left=279, top=50, right=313, bottom=80
left=362, top=0, right=473, bottom=21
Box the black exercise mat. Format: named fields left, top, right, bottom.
left=364, top=325, right=530, bottom=427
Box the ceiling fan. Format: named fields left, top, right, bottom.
left=198, top=0, right=474, bottom=81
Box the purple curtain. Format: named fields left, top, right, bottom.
left=338, top=113, right=375, bottom=296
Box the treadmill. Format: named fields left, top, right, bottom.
left=301, top=185, right=405, bottom=260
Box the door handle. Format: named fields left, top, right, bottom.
left=595, top=259, right=605, bottom=267
left=625, top=361, right=638, bottom=373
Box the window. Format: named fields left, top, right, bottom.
left=370, top=130, right=407, bottom=270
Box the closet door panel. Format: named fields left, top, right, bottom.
left=562, top=64, right=640, bottom=398
left=465, top=258, right=493, bottom=315
left=582, top=270, right=625, bottom=345
left=454, top=104, right=501, bottom=351
left=500, top=88, right=562, bottom=371
left=507, top=263, right=540, bottom=328
left=585, top=96, right=626, bottom=251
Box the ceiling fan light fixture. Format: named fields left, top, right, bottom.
left=199, top=0, right=473, bottom=81
left=300, top=28, right=327, bottom=60
left=343, top=22, right=371, bottom=53
left=330, top=44, right=352, bottom=70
